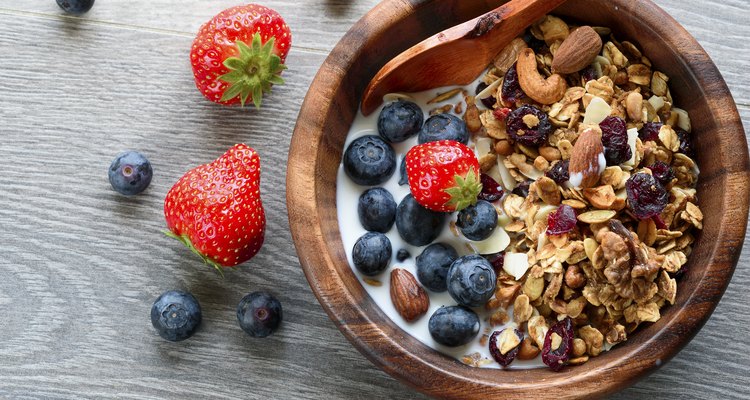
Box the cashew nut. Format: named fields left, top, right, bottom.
left=517, top=48, right=567, bottom=105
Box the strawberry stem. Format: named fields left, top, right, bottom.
left=218, top=32, right=287, bottom=109
left=443, top=167, right=482, bottom=211
left=163, top=230, right=226, bottom=276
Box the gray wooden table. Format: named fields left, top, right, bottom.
left=0, top=1, right=747, bottom=398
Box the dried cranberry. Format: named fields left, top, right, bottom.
left=475, top=82, right=497, bottom=109
left=672, top=262, right=689, bottom=280
left=492, top=107, right=512, bottom=121
left=522, top=29, right=546, bottom=53
left=600, top=116, right=632, bottom=165
left=580, top=65, right=598, bottom=83
left=649, top=161, right=674, bottom=186
left=512, top=181, right=531, bottom=197
left=484, top=252, right=505, bottom=275
left=675, top=127, right=694, bottom=156
left=506, top=104, right=553, bottom=147
left=547, top=204, right=577, bottom=236
left=652, top=215, right=668, bottom=230
left=501, top=63, right=525, bottom=104
left=639, top=122, right=662, bottom=142
left=542, top=317, right=573, bottom=372
left=626, top=173, right=668, bottom=220
left=489, top=328, right=523, bottom=367
left=546, top=160, right=570, bottom=184
left=479, top=173, right=504, bottom=202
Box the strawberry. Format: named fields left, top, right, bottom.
left=190, top=4, right=291, bottom=108
left=405, top=140, right=482, bottom=212
left=164, top=144, right=265, bottom=271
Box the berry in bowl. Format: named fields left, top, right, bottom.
left=288, top=0, right=749, bottom=397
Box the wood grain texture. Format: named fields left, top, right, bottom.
left=0, top=0, right=748, bottom=399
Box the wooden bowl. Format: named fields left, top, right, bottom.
left=287, top=0, right=749, bottom=398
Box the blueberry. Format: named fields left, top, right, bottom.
left=108, top=150, right=153, bottom=196
left=447, top=255, right=497, bottom=307
left=416, top=243, right=458, bottom=292
left=352, top=232, right=392, bottom=276
left=398, top=155, right=409, bottom=186
left=418, top=113, right=469, bottom=144
left=456, top=200, right=498, bottom=241
left=237, top=292, right=282, bottom=338
left=428, top=306, right=479, bottom=347
left=377, top=101, right=424, bottom=143
left=56, top=0, right=95, bottom=14
left=150, top=290, right=201, bottom=342
left=396, top=249, right=411, bottom=262
left=343, top=135, right=396, bottom=186
left=358, top=187, right=397, bottom=233
left=395, top=194, right=447, bottom=246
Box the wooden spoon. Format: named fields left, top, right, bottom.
left=360, top=0, right=567, bottom=116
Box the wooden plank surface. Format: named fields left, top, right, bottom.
left=0, top=1, right=747, bottom=399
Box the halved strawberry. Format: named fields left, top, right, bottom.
left=405, top=140, right=482, bottom=212
left=164, top=144, right=265, bottom=271
left=190, top=4, right=291, bottom=108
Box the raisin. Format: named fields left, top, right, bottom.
left=639, top=122, right=662, bottom=142
left=648, top=161, right=674, bottom=186
left=600, top=116, right=632, bottom=165
left=626, top=173, right=668, bottom=220
left=675, top=127, right=694, bottom=157
left=501, top=63, right=525, bottom=104
left=522, top=29, right=546, bottom=53
left=489, top=328, right=523, bottom=367
left=581, top=65, right=598, bottom=83
left=542, top=317, right=573, bottom=372
left=478, top=173, right=504, bottom=202
left=547, top=204, right=577, bottom=236
left=506, top=104, right=553, bottom=147
left=475, top=82, right=497, bottom=109
left=512, top=181, right=532, bottom=197
left=545, top=160, right=570, bottom=184
left=484, top=252, right=504, bottom=275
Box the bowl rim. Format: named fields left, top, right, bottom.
left=287, top=0, right=750, bottom=398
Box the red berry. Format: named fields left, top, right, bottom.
left=599, top=116, right=632, bottom=165
left=542, top=317, right=573, bottom=372
left=626, top=172, right=668, bottom=220
left=190, top=4, right=291, bottom=108
left=405, top=140, right=481, bottom=212
left=478, top=173, right=503, bottom=202
left=489, top=328, right=523, bottom=367
left=164, top=144, right=265, bottom=271
left=506, top=105, right=553, bottom=147
left=547, top=204, right=577, bottom=236
left=501, top=63, right=525, bottom=104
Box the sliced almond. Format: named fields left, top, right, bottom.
left=577, top=209, right=616, bottom=224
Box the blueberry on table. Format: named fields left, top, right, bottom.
left=343, top=135, right=396, bottom=186
left=352, top=232, right=392, bottom=276
left=418, top=113, right=469, bottom=144
left=377, top=101, right=424, bottom=143
left=237, top=292, right=282, bottom=338
left=395, top=194, right=446, bottom=246
left=56, top=0, right=95, bottom=14
left=456, top=200, right=498, bottom=241
left=150, top=290, right=202, bottom=342
left=416, top=243, right=458, bottom=292
left=428, top=306, right=480, bottom=347
left=358, top=187, right=397, bottom=233
left=108, top=150, right=153, bottom=195
left=447, top=255, right=497, bottom=307
left=398, top=155, right=408, bottom=186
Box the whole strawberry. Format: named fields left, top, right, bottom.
left=164, top=144, right=265, bottom=271
left=405, top=140, right=482, bottom=212
left=190, top=4, right=291, bottom=108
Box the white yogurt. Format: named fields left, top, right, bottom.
left=336, top=83, right=546, bottom=369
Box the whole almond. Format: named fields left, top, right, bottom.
left=390, top=268, right=429, bottom=322
left=569, top=127, right=604, bottom=188
left=552, top=26, right=603, bottom=74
